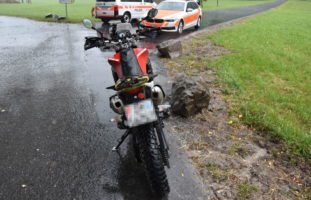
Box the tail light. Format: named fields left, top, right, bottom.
left=113, top=5, right=119, bottom=11
left=127, top=87, right=141, bottom=95
left=114, top=5, right=119, bottom=16
left=138, top=92, right=145, bottom=100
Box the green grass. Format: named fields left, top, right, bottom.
left=178, top=0, right=311, bottom=158
left=206, top=0, right=311, bottom=157
left=0, top=0, right=273, bottom=22
left=237, top=182, right=258, bottom=200
left=202, top=0, right=272, bottom=10
left=0, top=0, right=95, bottom=23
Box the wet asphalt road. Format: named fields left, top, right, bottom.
left=0, top=1, right=285, bottom=199
left=0, top=17, right=205, bottom=200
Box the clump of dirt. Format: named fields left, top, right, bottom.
left=163, top=37, right=311, bottom=199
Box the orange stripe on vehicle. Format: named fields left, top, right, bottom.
left=155, top=10, right=182, bottom=19
left=122, top=5, right=153, bottom=9
left=174, top=20, right=180, bottom=27
left=96, top=14, right=114, bottom=17
left=184, top=10, right=200, bottom=24
left=142, top=21, right=169, bottom=27
left=108, top=5, right=125, bottom=10
left=134, top=5, right=153, bottom=8
left=96, top=5, right=152, bottom=11
left=96, top=6, right=123, bottom=11
left=143, top=22, right=163, bottom=27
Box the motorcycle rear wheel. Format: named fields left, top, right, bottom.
left=137, top=124, right=170, bottom=197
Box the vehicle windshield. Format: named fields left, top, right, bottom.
left=156, top=2, right=185, bottom=11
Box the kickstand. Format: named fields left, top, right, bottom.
left=112, top=130, right=130, bottom=151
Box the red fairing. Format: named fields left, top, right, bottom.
left=108, top=48, right=149, bottom=80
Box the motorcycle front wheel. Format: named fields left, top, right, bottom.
left=136, top=124, right=170, bottom=197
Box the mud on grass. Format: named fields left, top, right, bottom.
left=162, top=30, right=310, bottom=200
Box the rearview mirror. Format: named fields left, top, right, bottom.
left=83, top=19, right=94, bottom=29
left=186, top=8, right=193, bottom=12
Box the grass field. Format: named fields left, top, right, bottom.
left=0, top=0, right=273, bottom=22
left=184, top=0, right=311, bottom=157
left=0, top=0, right=95, bottom=23
left=202, top=0, right=272, bottom=10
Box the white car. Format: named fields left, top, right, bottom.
left=141, top=0, right=202, bottom=34
left=92, top=0, right=157, bottom=23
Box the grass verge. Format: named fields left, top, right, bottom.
left=175, top=0, right=311, bottom=158
left=0, top=0, right=96, bottom=23
left=202, top=0, right=272, bottom=10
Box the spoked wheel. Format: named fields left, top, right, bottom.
left=121, top=12, right=131, bottom=23
left=195, top=16, right=201, bottom=30
left=136, top=124, right=170, bottom=197
left=177, top=20, right=184, bottom=35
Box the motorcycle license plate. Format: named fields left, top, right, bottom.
left=124, top=99, right=157, bottom=127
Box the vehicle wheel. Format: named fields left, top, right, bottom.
left=132, top=134, right=142, bottom=163
left=195, top=16, right=201, bottom=30
left=101, top=19, right=110, bottom=24
left=121, top=12, right=131, bottom=23
left=137, top=125, right=170, bottom=197
left=177, top=20, right=184, bottom=34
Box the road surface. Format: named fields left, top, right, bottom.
left=0, top=0, right=286, bottom=199
left=0, top=16, right=206, bottom=200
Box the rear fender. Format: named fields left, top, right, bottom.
left=108, top=48, right=149, bottom=80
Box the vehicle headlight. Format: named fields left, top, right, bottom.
left=165, top=19, right=176, bottom=22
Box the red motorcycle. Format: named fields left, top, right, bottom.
left=83, top=15, right=170, bottom=197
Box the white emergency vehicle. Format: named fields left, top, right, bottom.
left=92, top=0, right=157, bottom=23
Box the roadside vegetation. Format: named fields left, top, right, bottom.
left=202, top=0, right=272, bottom=10
left=0, top=0, right=273, bottom=22
left=176, top=0, right=311, bottom=158
left=0, top=0, right=95, bottom=23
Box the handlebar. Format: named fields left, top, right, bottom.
left=84, top=34, right=140, bottom=51
left=84, top=21, right=155, bottom=51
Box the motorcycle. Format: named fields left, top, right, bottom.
left=82, top=12, right=170, bottom=197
